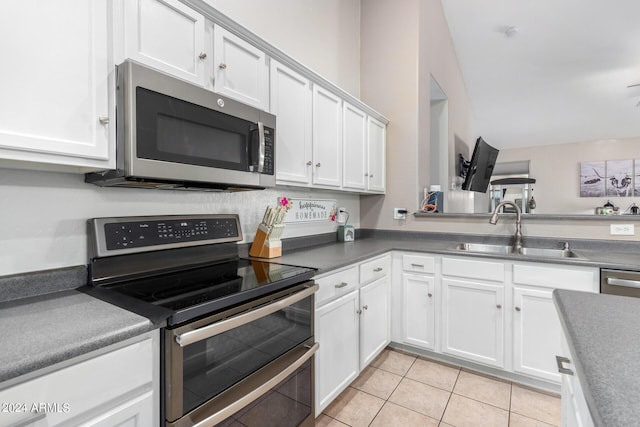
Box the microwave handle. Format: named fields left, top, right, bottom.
left=257, top=121, right=265, bottom=173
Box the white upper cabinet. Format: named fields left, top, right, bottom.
left=212, top=25, right=269, bottom=110
left=0, top=0, right=112, bottom=170
left=270, top=60, right=313, bottom=185
left=312, top=85, right=343, bottom=188
left=367, top=116, right=386, bottom=193
left=342, top=103, right=367, bottom=191
left=124, top=0, right=206, bottom=86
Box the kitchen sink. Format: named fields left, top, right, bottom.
left=451, top=243, right=583, bottom=259
left=452, top=243, right=516, bottom=254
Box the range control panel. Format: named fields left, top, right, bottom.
left=90, top=215, right=242, bottom=257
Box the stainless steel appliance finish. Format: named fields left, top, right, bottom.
left=85, top=60, right=276, bottom=191
left=86, top=214, right=317, bottom=427
left=601, top=269, right=640, bottom=298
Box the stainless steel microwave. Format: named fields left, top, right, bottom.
left=86, top=60, right=276, bottom=191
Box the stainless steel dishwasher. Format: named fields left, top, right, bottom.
left=601, top=269, right=640, bottom=298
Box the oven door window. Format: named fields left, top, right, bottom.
left=215, top=358, right=313, bottom=427
left=136, top=87, right=255, bottom=172
left=181, top=295, right=313, bottom=414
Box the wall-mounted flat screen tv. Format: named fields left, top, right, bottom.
left=462, top=137, right=499, bottom=193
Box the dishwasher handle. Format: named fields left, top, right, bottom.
left=607, top=277, right=640, bottom=289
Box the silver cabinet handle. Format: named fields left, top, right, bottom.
left=607, top=277, right=640, bottom=289
left=364, top=173, right=369, bottom=176
left=306, top=161, right=312, bottom=166
left=219, top=62, right=227, bottom=69
left=335, top=282, right=348, bottom=289
left=515, top=306, right=521, bottom=311
left=373, top=267, right=383, bottom=272
left=496, top=304, right=502, bottom=309
left=363, top=305, right=368, bottom=310
left=199, top=52, right=207, bottom=60
left=411, top=263, right=424, bottom=268
left=427, top=293, right=433, bottom=298
left=357, top=309, right=362, bottom=315
left=556, top=355, right=574, bottom=375
left=175, top=284, right=318, bottom=346
left=370, top=174, right=374, bottom=178
left=98, top=116, right=109, bottom=125
left=316, top=162, right=321, bottom=167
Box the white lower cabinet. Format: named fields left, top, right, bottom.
left=0, top=331, right=158, bottom=426
left=315, top=289, right=359, bottom=415
left=360, top=276, right=391, bottom=367
left=512, top=262, right=598, bottom=384
left=442, top=278, right=505, bottom=368
left=402, top=273, right=435, bottom=350
left=314, top=254, right=390, bottom=416
left=512, top=286, right=563, bottom=382
left=560, top=336, right=595, bottom=427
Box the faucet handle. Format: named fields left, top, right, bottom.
left=563, top=241, right=570, bottom=250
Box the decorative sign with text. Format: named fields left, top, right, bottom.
left=283, top=199, right=337, bottom=223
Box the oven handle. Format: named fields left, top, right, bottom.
left=174, top=283, right=318, bottom=347
left=183, top=342, right=318, bottom=427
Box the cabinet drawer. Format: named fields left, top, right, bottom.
left=0, top=336, right=153, bottom=425
left=402, top=254, right=435, bottom=273
left=513, top=263, right=598, bottom=292
left=315, top=266, right=359, bottom=306
left=360, top=254, right=391, bottom=284
left=442, top=257, right=504, bottom=282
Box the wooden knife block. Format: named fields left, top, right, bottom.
left=249, top=225, right=283, bottom=258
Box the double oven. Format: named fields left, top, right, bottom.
left=85, top=214, right=317, bottom=427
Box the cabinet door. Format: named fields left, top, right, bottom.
left=213, top=25, right=268, bottom=110
left=315, top=290, right=359, bottom=416
left=342, top=103, right=367, bottom=191
left=360, top=276, right=390, bottom=367
left=402, top=273, right=435, bottom=350
left=79, top=390, right=154, bottom=426
left=124, top=0, right=206, bottom=85
left=270, top=60, right=312, bottom=185
left=513, top=286, right=563, bottom=383
left=366, top=116, right=386, bottom=193
left=442, top=278, right=504, bottom=368
left=0, top=1, right=111, bottom=169
left=312, top=85, right=343, bottom=188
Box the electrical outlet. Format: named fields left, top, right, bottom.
left=610, top=224, right=635, bottom=236
left=394, top=208, right=408, bottom=220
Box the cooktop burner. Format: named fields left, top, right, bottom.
left=84, top=214, right=316, bottom=326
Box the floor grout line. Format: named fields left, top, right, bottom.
left=320, top=348, right=561, bottom=427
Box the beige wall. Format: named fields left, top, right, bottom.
left=360, top=0, right=475, bottom=229
left=497, top=137, right=640, bottom=214
left=359, top=1, right=639, bottom=241
left=206, top=0, right=361, bottom=97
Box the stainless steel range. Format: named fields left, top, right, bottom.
left=84, top=214, right=318, bottom=427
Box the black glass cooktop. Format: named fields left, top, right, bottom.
left=87, top=258, right=315, bottom=326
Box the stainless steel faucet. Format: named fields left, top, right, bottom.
left=489, top=201, right=523, bottom=251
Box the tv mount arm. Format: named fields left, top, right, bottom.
left=458, top=153, right=470, bottom=179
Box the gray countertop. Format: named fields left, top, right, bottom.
left=266, top=233, right=640, bottom=275
left=2, top=230, right=640, bottom=387
left=0, top=290, right=155, bottom=384
left=554, top=290, right=640, bottom=427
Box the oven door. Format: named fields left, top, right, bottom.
left=165, top=282, right=317, bottom=427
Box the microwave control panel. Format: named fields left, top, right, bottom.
left=263, top=126, right=274, bottom=175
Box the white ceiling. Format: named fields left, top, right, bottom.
left=441, top=0, right=640, bottom=149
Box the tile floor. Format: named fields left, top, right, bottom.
left=316, top=347, right=561, bottom=427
